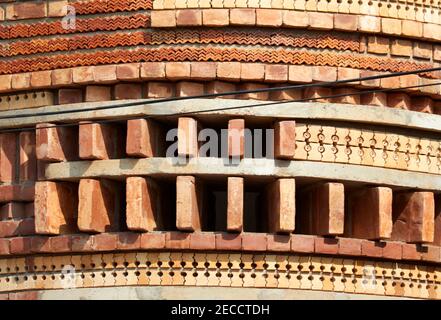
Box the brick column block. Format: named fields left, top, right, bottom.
left=178, top=117, right=199, bottom=158
left=19, top=131, right=36, bottom=183
left=126, top=119, right=163, bottom=157
left=35, top=181, right=78, bottom=235
left=348, top=187, right=392, bottom=240
left=176, top=176, right=204, bottom=231
left=0, top=133, right=17, bottom=183
left=266, top=178, right=295, bottom=233
left=78, top=179, right=122, bottom=233
left=228, top=119, right=245, bottom=159
left=227, top=177, right=244, bottom=232
left=298, top=183, right=344, bottom=236
left=274, top=120, right=296, bottom=160
left=435, top=195, right=441, bottom=245
left=79, top=122, right=120, bottom=160
left=36, top=123, right=77, bottom=162
left=126, top=177, right=162, bottom=232
left=392, top=191, right=435, bottom=243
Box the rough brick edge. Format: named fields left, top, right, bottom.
left=1, top=232, right=440, bottom=264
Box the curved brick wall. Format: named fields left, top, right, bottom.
left=0, top=0, right=441, bottom=300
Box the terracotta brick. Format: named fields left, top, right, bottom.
left=333, top=14, right=357, bottom=31
left=358, top=15, right=381, bottom=33
left=71, top=234, right=94, bottom=252
left=227, top=177, right=243, bottom=232
left=265, top=64, right=288, bottom=82
left=48, top=0, right=67, bottom=17
left=313, top=66, right=337, bottom=82
left=381, top=18, right=402, bottom=35
left=380, top=76, right=400, bottom=90
left=30, top=236, right=50, bottom=253
left=176, top=176, right=204, bottom=231
left=392, top=191, right=435, bottom=243
left=126, top=177, right=162, bottom=232
left=206, top=81, right=236, bottom=98
left=267, top=234, right=290, bottom=252
left=93, top=65, right=117, bottom=84
left=308, top=12, right=333, bottom=30
left=58, top=89, right=83, bottom=104
left=116, top=63, right=140, bottom=81
left=391, top=39, right=412, bottom=57
left=178, top=117, right=199, bottom=158
left=338, top=237, right=362, bottom=256
left=367, top=36, right=389, bottom=54
left=78, top=179, right=122, bottom=233
left=190, top=62, right=217, bottom=81
left=347, top=187, right=392, bottom=240
left=266, top=178, right=295, bottom=233
left=217, top=62, right=241, bottom=81
left=0, top=238, right=9, bottom=255
left=151, top=10, right=176, bottom=27
left=402, top=243, right=422, bottom=261
left=399, top=74, right=419, bottom=89
left=242, top=232, right=267, bottom=251
left=34, top=181, right=78, bottom=235
left=140, top=232, right=166, bottom=249
left=288, top=65, right=313, bottom=83
left=166, top=62, right=191, bottom=80
left=79, top=122, right=120, bottom=160
left=176, top=9, right=202, bottom=26
left=126, top=119, right=162, bottom=158
left=382, top=241, right=402, bottom=260
left=92, top=233, right=117, bottom=251
left=165, top=231, right=190, bottom=249
left=298, top=183, right=345, bottom=236
left=411, top=96, right=433, bottom=113
left=215, top=232, right=242, bottom=250
left=0, top=133, right=17, bottom=183
left=282, top=10, right=308, bottom=28
left=413, top=42, right=432, bottom=60
left=387, top=92, right=411, bottom=110
left=0, top=202, right=27, bottom=220
left=303, top=87, right=332, bottom=102
left=360, top=70, right=381, bottom=88
left=202, top=9, right=228, bottom=26
left=51, top=69, right=72, bottom=86
left=332, top=88, right=360, bottom=105
left=228, top=119, right=245, bottom=158
left=117, top=232, right=141, bottom=250
left=239, top=63, right=264, bottom=82
left=36, top=122, right=77, bottom=162
left=314, top=237, right=338, bottom=255
left=190, top=232, right=216, bottom=250
left=229, top=8, right=255, bottom=25
left=30, top=71, right=52, bottom=88
left=0, top=219, right=35, bottom=237
left=49, top=235, right=71, bottom=253
left=270, top=87, right=302, bottom=101
left=0, top=185, right=35, bottom=203
left=9, top=292, right=38, bottom=300
left=238, top=83, right=268, bottom=100
left=361, top=92, right=387, bottom=107
left=402, top=20, right=423, bottom=38
left=114, top=83, right=142, bottom=100
left=72, top=66, right=94, bottom=84
left=19, top=131, right=36, bottom=183
left=6, top=2, right=47, bottom=20
left=146, top=82, right=174, bottom=98
left=10, top=237, right=32, bottom=254
left=274, top=120, right=295, bottom=160
left=176, top=81, right=204, bottom=97
left=256, top=9, right=282, bottom=27
left=85, top=86, right=111, bottom=102
left=11, top=73, right=30, bottom=90
left=361, top=240, right=384, bottom=258
left=337, top=67, right=360, bottom=84
left=0, top=75, right=12, bottom=91
left=421, top=245, right=441, bottom=263
left=140, top=62, right=165, bottom=80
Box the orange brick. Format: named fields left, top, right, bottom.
left=126, top=119, right=162, bottom=158
left=35, top=181, right=78, bottom=235
left=85, top=86, right=111, bottom=102
left=176, top=9, right=202, bottom=26
left=367, top=36, right=389, bottom=54
left=227, top=177, right=244, bottom=232
left=178, top=117, right=198, bottom=158
left=282, top=10, right=308, bottom=28
left=308, top=12, right=333, bottom=30
left=228, top=119, right=245, bottom=158
left=274, top=120, right=296, bottom=160
left=116, top=63, right=140, bottom=80
left=360, top=70, right=381, bottom=88
left=176, top=81, right=204, bottom=97
left=240, top=63, right=265, bottom=81
left=334, top=14, right=357, bottom=31
left=312, top=66, right=337, bottom=82
left=217, top=62, right=241, bottom=81
left=265, top=64, right=288, bottom=82
left=166, top=62, right=191, bottom=80
left=36, top=123, right=77, bottom=162
left=256, top=9, right=282, bottom=27
left=0, top=133, right=17, bottom=183
left=206, top=81, right=236, bottom=98
left=391, top=39, right=412, bottom=57
left=48, top=0, right=67, bottom=17
left=337, top=67, right=360, bottom=84
left=51, top=69, right=72, bottom=86
left=0, top=75, right=12, bottom=91
left=358, top=15, right=381, bottom=33
left=176, top=176, right=204, bottom=231
left=402, top=20, right=423, bottom=38
left=140, top=62, right=165, bottom=80
left=146, top=82, right=174, bottom=98
left=114, top=83, right=142, bottom=100
left=381, top=18, right=402, bottom=35
left=151, top=10, right=176, bottom=27
left=72, top=66, right=94, bottom=84
left=266, top=178, right=295, bottom=233
left=6, top=2, right=47, bottom=20
left=11, top=73, right=30, bottom=90
left=289, top=65, right=313, bottom=83
left=79, top=122, right=121, bottom=160
left=202, top=9, right=228, bottom=26
left=190, top=62, right=217, bottom=81
left=93, top=65, right=117, bottom=83
left=413, top=42, right=432, bottom=60
left=230, top=8, right=255, bottom=25
left=380, top=75, right=400, bottom=89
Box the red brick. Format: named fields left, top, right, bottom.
left=10, top=237, right=32, bottom=254
left=314, top=237, right=339, bottom=255
left=265, top=65, right=288, bottom=82
left=48, top=0, right=67, bottom=17
left=114, top=83, right=142, bottom=100
left=11, top=73, right=30, bottom=90
left=215, top=232, right=242, bottom=250
left=338, top=237, right=362, bottom=256
left=361, top=240, right=384, bottom=258
left=85, top=86, right=111, bottom=102
left=283, top=10, right=308, bottom=28
left=30, top=236, right=51, bottom=253
left=126, top=119, right=162, bottom=158
left=19, top=131, right=36, bottom=183
left=30, top=71, right=51, bottom=88
left=0, top=184, right=35, bottom=203
left=270, top=87, right=302, bottom=101
left=190, top=62, right=217, bottom=81
left=146, top=82, right=174, bottom=98
left=308, top=12, right=333, bottom=30
left=151, top=10, right=176, bottom=27
left=92, top=233, right=117, bottom=251
left=49, top=235, right=71, bottom=253
left=176, top=82, right=204, bottom=97
left=289, top=65, right=313, bottom=83
left=334, top=14, right=357, bottom=31
left=140, top=62, right=165, bottom=80
left=0, top=75, right=12, bottom=91
left=0, top=238, right=9, bottom=255
left=176, top=9, right=202, bottom=26
left=140, top=232, right=166, bottom=249
left=165, top=231, right=190, bottom=249
left=93, top=65, right=117, bottom=84
left=71, top=234, right=94, bottom=252
left=58, top=89, right=83, bottom=104
left=332, top=88, right=360, bottom=105
left=227, top=177, right=243, bottom=232
left=72, top=66, right=94, bottom=84
left=230, top=8, right=255, bottom=26
left=360, top=70, right=381, bottom=88
left=190, top=232, right=216, bottom=250
left=116, top=63, right=140, bottom=81
left=256, top=9, right=282, bottom=27
left=51, top=69, right=72, bottom=86
left=267, top=234, right=290, bottom=252
left=382, top=241, right=402, bottom=260
left=0, top=133, right=17, bottom=183
left=9, top=292, right=38, bottom=300
left=217, top=62, right=241, bottom=81
left=36, top=123, right=77, bottom=162
left=337, top=67, right=360, bottom=84
left=79, top=122, right=120, bottom=160
left=117, top=232, right=141, bottom=250
left=166, top=62, right=191, bottom=80
left=202, top=9, right=228, bottom=26
left=402, top=243, right=422, bottom=261
left=6, top=2, right=47, bottom=20
left=242, top=233, right=267, bottom=251
left=266, top=179, right=295, bottom=233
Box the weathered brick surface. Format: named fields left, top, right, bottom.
left=140, top=232, right=166, bottom=249
left=242, top=232, right=267, bottom=251
left=0, top=202, right=27, bottom=220
left=178, top=117, right=199, bottom=158
left=114, top=84, right=142, bottom=100
left=165, top=231, right=190, bottom=249
left=215, top=232, right=242, bottom=250
left=190, top=232, right=216, bottom=250
left=274, top=120, right=296, bottom=160
left=266, top=178, right=295, bottom=233
left=36, top=123, right=77, bottom=162
left=126, top=119, right=162, bottom=158
left=314, top=237, right=338, bottom=255
left=230, top=8, right=255, bottom=25
left=0, top=133, right=17, bottom=183
left=58, top=89, right=83, bottom=105
left=79, top=122, right=120, bottom=160
left=176, top=81, right=204, bottom=97
left=228, top=119, right=245, bottom=158
left=19, top=131, right=36, bottom=183
left=227, top=177, right=243, bottom=232
left=85, top=86, right=111, bottom=102
left=267, top=234, right=290, bottom=252
left=176, top=176, right=204, bottom=231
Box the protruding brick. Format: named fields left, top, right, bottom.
left=151, top=10, right=176, bottom=27
left=0, top=238, right=9, bottom=255
left=313, top=66, right=337, bottom=82
left=11, top=73, right=30, bottom=90
left=51, top=69, right=72, bottom=86
left=228, top=119, right=245, bottom=159
left=289, top=65, right=313, bottom=83
left=391, top=39, right=412, bottom=57
left=92, top=233, right=117, bottom=251
left=338, top=237, right=362, bottom=256
left=165, top=231, right=190, bottom=249
left=140, top=232, right=166, bottom=249
left=30, top=71, right=51, bottom=88
left=178, top=117, right=199, bottom=158
left=291, top=234, right=315, bottom=253
left=146, top=82, right=174, bottom=98
left=117, top=232, right=141, bottom=250
left=230, top=8, right=255, bottom=25
left=402, top=20, right=423, bottom=38
left=10, top=237, right=32, bottom=254
left=6, top=2, right=47, bottom=20
left=358, top=15, right=381, bottom=33
left=126, top=177, right=162, bottom=232
left=176, top=81, right=204, bottom=97
left=71, top=234, right=93, bottom=252
left=19, top=131, right=36, bottom=182
left=79, top=122, right=120, bottom=160
left=242, top=232, right=267, bottom=251
left=85, top=86, right=111, bottom=102
left=413, top=42, right=432, bottom=60
left=237, top=83, right=268, bottom=100
left=166, top=62, right=191, bottom=80
left=392, top=191, right=435, bottom=243
left=93, top=65, right=117, bottom=84
left=126, top=119, right=163, bottom=158
left=227, top=177, right=243, bottom=232
left=402, top=243, right=422, bottom=261
left=0, top=202, right=27, bottom=220
left=361, top=92, right=387, bottom=107
left=367, top=36, right=389, bottom=54
left=283, top=10, right=308, bottom=28
left=116, top=63, right=140, bottom=81
left=382, top=241, right=402, bottom=260
left=190, top=232, right=216, bottom=250
left=0, top=133, right=17, bottom=183
left=361, top=240, right=383, bottom=258
left=215, top=232, right=242, bottom=250
left=314, top=237, right=338, bottom=255
left=337, top=67, right=360, bottom=84
left=176, top=176, right=204, bottom=231
left=265, top=65, right=288, bottom=82
left=114, top=83, right=142, bottom=100
left=0, top=75, right=12, bottom=92
left=36, top=123, right=77, bottom=162
left=308, top=12, right=333, bottom=30
left=58, top=89, right=83, bottom=105
left=360, top=70, right=381, bottom=88
left=49, top=235, right=72, bottom=253
left=217, top=62, right=241, bottom=81
left=190, top=62, right=217, bottom=81
left=176, top=9, right=202, bottom=26
left=78, top=179, right=122, bottom=233
left=202, top=9, right=228, bottom=26
left=347, top=187, right=392, bottom=240
left=387, top=92, right=411, bottom=110
left=381, top=18, right=402, bottom=35
left=255, top=9, right=282, bottom=27
left=206, top=81, right=236, bottom=98
left=266, top=178, right=295, bottom=233
left=72, top=66, right=94, bottom=84
left=35, top=181, right=78, bottom=235
left=270, top=87, right=302, bottom=101
left=274, top=120, right=295, bottom=160
left=240, top=63, right=265, bottom=81
left=140, top=62, right=165, bottom=80
left=267, top=234, right=290, bottom=252
left=298, top=183, right=345, bottom=236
